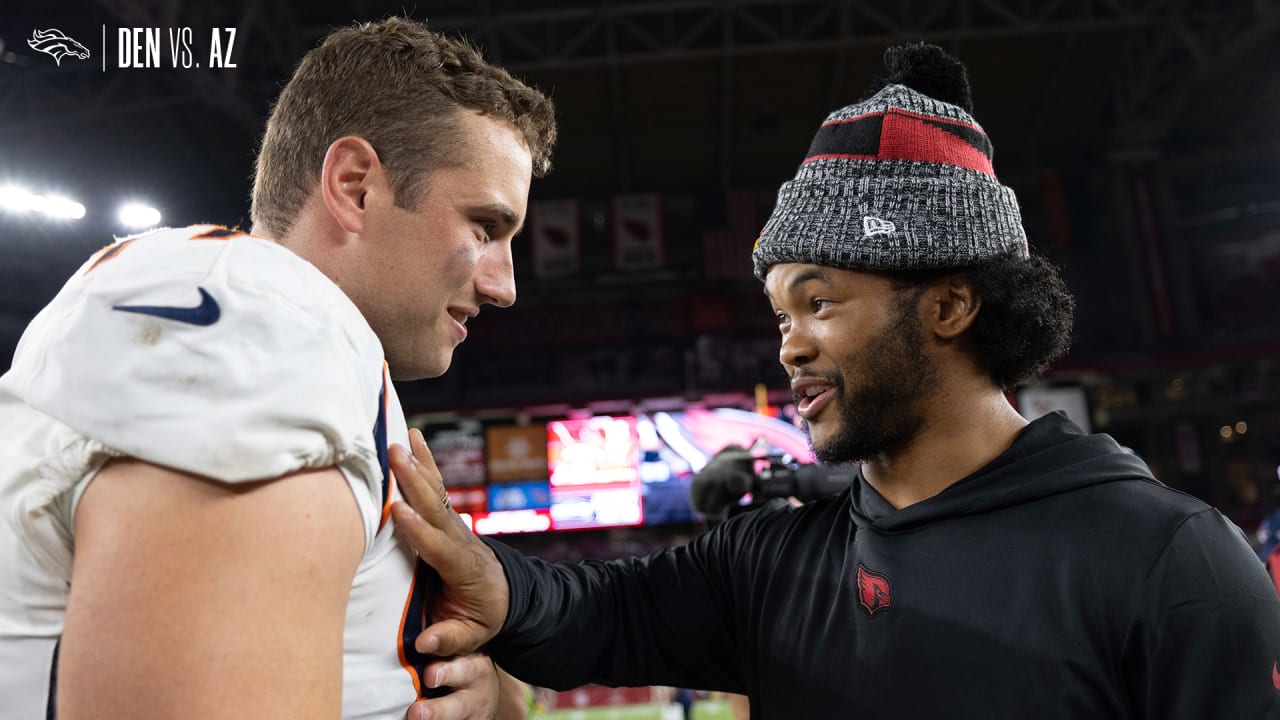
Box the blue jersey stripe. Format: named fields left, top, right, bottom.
left=374, top=375, right=390, bottom=511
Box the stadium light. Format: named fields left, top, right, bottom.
left=0, top=184, right=85, bottom=220
left=43, top=194, right=86, bottom=220
left=0, top=185, right=37, bottom=213
left=118, top=202, right=162, bottom=230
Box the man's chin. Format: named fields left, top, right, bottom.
left=805, top=423, right=839, bottom=462
left=808, top=422, right=876, bottom=465
left=388, top=353, right=452, bottom=382
left=812, top=445, right=848, bottom=465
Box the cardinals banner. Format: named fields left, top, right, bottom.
left=611, top=193, right=665, bottom=271
left=529, top=199, right=581, bottom=278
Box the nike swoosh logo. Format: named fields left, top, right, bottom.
left=113, top=287, right=221, bottom=326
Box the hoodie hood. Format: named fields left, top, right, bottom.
left=849, top=411, right=1156, bottom=532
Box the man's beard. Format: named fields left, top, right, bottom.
left=806, top=294, right=938, bottom=464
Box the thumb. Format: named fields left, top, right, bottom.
left=415, top=617, right=490, bottom=657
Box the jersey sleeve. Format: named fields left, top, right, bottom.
left=3, top=229, right=387, bottom=544
left=1127, top=508, right=1280, bottom=717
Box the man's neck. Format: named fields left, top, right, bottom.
left=860, top=390, right=1028, bottom=510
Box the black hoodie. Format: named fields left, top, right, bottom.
left=487, top=413, right=1280, bottom=718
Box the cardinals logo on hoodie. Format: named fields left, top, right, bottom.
left=857, top=564, right=892, bottom=617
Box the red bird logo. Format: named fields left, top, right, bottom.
left=543, top=226, right=571, bottom=249
left=622, top=219, right=653, bottom=242
left=856, top=564, right=892, bottom=617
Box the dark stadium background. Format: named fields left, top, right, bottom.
left=3, top=2, right=1279, bottom=548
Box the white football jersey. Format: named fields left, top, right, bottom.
left=0, top=225, right=435, bottom=718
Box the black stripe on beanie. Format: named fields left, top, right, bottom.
left=806, top=113, right=883, bottom=159
left=804, top=109, right=994, bottom=174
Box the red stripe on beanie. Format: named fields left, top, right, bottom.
left=878, top=111, right=994, bottom=176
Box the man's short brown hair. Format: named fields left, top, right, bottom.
left=251, top=17, right=556, bottom=238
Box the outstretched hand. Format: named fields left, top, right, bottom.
left=391, top=428, right=510, bottom=657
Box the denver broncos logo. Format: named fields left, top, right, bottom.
left=28, top=28, right=90, bottom=66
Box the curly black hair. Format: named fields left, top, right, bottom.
left=887, top=253, right=1075, bottom=390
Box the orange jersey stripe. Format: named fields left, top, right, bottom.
left=396, top=565, right=426, bottom=697
left=82, top=237, right=137, bottom=275
left=191, top=226, right=245, bottom=240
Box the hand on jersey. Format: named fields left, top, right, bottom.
left=391, top=429, right=509, bottom=657
left=408, top=654, right=518, bottom=720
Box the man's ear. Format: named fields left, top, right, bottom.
left=319, top=136, right=381, bottom=235
left=926, top=274, right=981, bottom=341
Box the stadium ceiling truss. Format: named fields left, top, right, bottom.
left=1, top=0, right=1275, bottom=145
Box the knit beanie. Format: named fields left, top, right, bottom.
left=752, top=43, right=1029, bottom=280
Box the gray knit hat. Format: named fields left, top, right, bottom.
left=752, top=44, right=1029, bottom=280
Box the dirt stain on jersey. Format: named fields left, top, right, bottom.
left=135, top=319, right=163, bottom=347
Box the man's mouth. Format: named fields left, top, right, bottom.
left=447, top=307, right=478, bottom=343
left=792, top=377, right=838, bottom=421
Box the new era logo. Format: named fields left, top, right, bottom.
left=863, top=216, right=896, bottom=237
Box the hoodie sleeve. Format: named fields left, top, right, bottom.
left=481, top=517, right=758, bottom=693
left=1126, top=508, right=1280, bottom=718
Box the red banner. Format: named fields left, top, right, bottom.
left=611, top=193, right=664, bottom=271
left=529, top=199, right=581, bottom=278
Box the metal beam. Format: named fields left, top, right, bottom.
left=1111, top=0, right=1280, bottom=145
left=396, top=0, right=1171, bottom=71
left=4, top=0, right=1263, bottom=153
